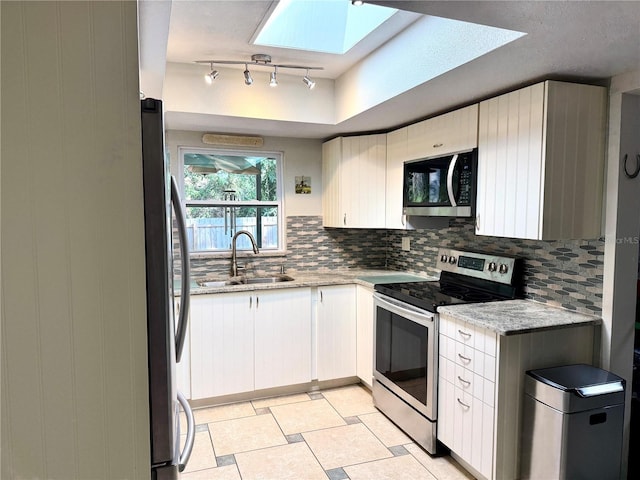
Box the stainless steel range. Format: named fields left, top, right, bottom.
left=372, top=248, right=519, bottom=454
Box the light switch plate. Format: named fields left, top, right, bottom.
left=401, top=237, right=410, bottom=251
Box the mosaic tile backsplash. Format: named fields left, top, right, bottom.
left=187, top=215, right=604, bottom=316
left=386, top=218, right=604, bottom=315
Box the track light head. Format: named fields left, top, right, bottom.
left=243, top=64, right=253, bottom=85
left=269, top=67, right=278, bottom=87
left=302, top=70, right=315, bottom=90
left=205, top=69, right=219, bottom=84
left=352, top=0, right=364, bottom=5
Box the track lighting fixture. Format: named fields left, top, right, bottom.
left=196, top=54, right=322, bottom=89
left=302, top=69, right=316, bottom=90
left=243, top=64, right=253, bottom=85
left=205, top=69, right=219, bottom=84
left=352, top=0, right=364, bottom=5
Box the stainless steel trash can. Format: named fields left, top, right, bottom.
left=521, top=364, right=625, bottom=480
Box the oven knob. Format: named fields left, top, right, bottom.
left=440, top=254, right=448, bottom=263
left=488, top=262, right=497, bottom=272
left=499, top=264, right=509, bottom=274
left=448, top=256, right=457, bottom=265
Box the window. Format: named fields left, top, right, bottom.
left=180, top=148, right=283, bottom=253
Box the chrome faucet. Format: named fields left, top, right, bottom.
left=231, top=230, right=259, bottom=277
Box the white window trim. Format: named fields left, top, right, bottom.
left=178, top=146, right=286, bottom=256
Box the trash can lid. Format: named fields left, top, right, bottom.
left=527, top=364, right=625, bottom=397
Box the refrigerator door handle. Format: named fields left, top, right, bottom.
left=171, top=176, right=191, bottom=363
left=177, top=390, right=195, bottom=472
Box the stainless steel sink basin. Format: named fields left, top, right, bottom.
left=242, top=275, right=294, bottom=284
left=197, top=275, right=294, bottom=287
left=197, top=280, right=239, bottom=287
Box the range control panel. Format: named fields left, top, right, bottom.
left=437, top=248, right=516, bottom=285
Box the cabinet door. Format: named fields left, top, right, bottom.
left=322, top=137, right=343, bottom=228
left=254, top=288, right=312, bottom=390
left=407, top=105, right=479, bottom=160
left=317, top=285, right=357, bottom=381
left=341, top=134, right=387, bottom=228
left=190, top=293, right=254, bottom=399
left=476, top=83, right=545, bottom=239
left=385, top=127, right=409, bottom=229
left=356, top=285, right=374, bottom=388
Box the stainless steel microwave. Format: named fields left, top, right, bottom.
left=403, top=149, right=477, bottom=217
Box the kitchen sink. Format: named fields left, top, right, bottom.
left=197, top=275, right=294, bottom=287
left=242, top=275, right=294, bottom=284
left=197, top=279, right=239, bottom=287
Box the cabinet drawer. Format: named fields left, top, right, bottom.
left=440, top=315, right=497, bottom=356
left=454, top=363, right=495, bottom=407
left=453, top=342, right=496, bottom=382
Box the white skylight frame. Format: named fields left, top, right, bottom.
left=254, top=0, right=398, bottom=55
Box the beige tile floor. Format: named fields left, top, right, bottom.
left=179, top=384, right=475, bottom=480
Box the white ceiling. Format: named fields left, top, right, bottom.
left=139, top=0, right=640, bottom=139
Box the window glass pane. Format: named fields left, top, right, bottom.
left=185, top=206, right=278, bottom=252
left=183, top=154, right=277, bottom=202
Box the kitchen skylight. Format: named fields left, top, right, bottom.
left=254, top=0, right=398, bottom=54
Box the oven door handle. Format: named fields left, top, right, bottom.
left=373, top=293, right=435, bottom=328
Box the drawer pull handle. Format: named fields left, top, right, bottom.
left=458, top=353, right=471, bottom=363
left=457, top=376, right=471, bottom=386
left=433, top=143, right=444, bottom=148
left=457, top=398, right=470, bottom=409
left=458, top=329, right=472, bottom=338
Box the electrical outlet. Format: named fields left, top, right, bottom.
left=401, top=237, right=411, bottom=251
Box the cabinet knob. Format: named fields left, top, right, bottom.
left=343, top=213, right=347, bottom=226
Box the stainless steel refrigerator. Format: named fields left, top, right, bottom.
left=141, top=98, right=194, bottom=479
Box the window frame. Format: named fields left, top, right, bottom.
left=178, top=146, right=286, bottom=256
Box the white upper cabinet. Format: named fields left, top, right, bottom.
left=322, top=137, right=343, bottom=228
left=385, top=127, right=410, bottom=229
left=476, top=81, right=607, bottom=240
left=406, top=104, right=479, bottom=160
left=322, top=134, right=387, bottom=228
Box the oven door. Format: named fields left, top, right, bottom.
left=373, top=293, right=437, bottom=420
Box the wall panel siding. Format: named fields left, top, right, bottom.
left=1, top=2, right=149, bottom=479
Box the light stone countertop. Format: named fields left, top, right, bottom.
left=187, top=269, right=436, bottom=295
left=438, top=299, right=601, bottom=336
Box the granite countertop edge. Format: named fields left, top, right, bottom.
left=438, top=299, right=602, bottom=336
left=186, top=269, right=437, bottom=295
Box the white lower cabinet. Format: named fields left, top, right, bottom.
left=190, top=292, right=255, bottom=399
left=316, top=285, right=357, bottom=381
left=254, top=288, right=312, bottom=390
left=190, top=288, right=312, bottom=400
left=356, top=285, right=374, bottom=388
left=437, top=313, right=596, bottom=479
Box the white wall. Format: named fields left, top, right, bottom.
left=164, top=62, right=335, bottom=126
left=165, top=130, right=323, bottom=217
left=602, top=68, right=640, bottom=477
left=1, top=2, right=150, bottom=479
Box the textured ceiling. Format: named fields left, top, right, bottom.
left=140, top=0, right=640, bottom=139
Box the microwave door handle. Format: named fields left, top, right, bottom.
left=446, top=154, right=459, bottom=207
